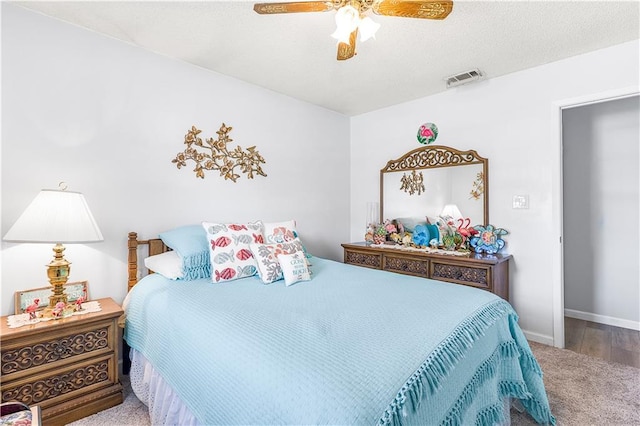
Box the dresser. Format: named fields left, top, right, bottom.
left=1, top=297, right=123, bottom=425
left=342, top=242, right=512, bottom=300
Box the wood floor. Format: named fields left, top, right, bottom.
left=564, top=316, right=640, bottom=368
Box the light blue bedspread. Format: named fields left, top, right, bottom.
left=125, top=257, right=555, bottom=425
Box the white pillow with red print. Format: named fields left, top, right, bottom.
left=202, top=221, right=264, bottom=283
left=260, top=220, right=298, bottom=244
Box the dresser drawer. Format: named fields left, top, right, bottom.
left=344, top=249, right=382, bottom=269
left=430, top=261, right=492, bottom=290
left=1, top=320, right=115, bottom=381
left=383, top=254, right=429, bottom=278
left=342, top=243, right=511, bottom=300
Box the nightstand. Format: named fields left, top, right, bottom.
left=1, top=297, right=124, bottom=425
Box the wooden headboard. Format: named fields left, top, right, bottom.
left=127, top=232, right=170, bottom=292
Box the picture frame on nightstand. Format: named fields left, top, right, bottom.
left=14, top=280, right=90, bottom=315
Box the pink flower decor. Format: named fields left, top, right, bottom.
left=384, top=221, right=397, bottom=234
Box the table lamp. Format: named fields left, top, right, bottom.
left=3, top=185, right=103, bottom=309
left=441, top=204, right=464, bottom=221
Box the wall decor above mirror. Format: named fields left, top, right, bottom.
left=380, top=145, right=489, bottom=227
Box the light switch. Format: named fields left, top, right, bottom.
left=513, top=195, right=529, bottom=209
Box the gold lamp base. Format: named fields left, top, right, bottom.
left=46, top=243, right=71, bottom=308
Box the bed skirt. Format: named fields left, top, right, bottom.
left=129, top=349, right=200, bottom=425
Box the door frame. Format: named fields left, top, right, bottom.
left=550, top=86, right=639, bottom=348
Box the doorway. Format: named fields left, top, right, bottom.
left=551, top=87, right=640, bottom=350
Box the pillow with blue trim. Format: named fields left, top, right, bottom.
left=158, top=225, right=211, bottom=280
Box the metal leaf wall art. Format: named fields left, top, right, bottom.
left=172, top=123, right=267, bottom=182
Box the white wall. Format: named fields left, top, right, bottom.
left=350, top=39, right=640, bottom=343
left=1, top=4, right=350, bottom=316
left=563, top=96, right=639, bottom=326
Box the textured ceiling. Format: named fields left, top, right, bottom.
left=13, top=0, right=640, bottom=116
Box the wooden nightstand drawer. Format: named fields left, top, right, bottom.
left=383, top=255, right=429, bottom=278
left=1, top=354, right=117, bottom=407
left=430, top=261, right=491, bottom=289
left=1, top=321, right=115, bottom=380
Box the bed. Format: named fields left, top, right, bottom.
left=123, top=225, right=555, bottom=426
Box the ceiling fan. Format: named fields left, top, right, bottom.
left=253, top=0, right=453, bottom=61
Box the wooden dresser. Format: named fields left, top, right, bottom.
left=1, top=297, right=123, bottom=425
left=342, top=242, right=512, bottom=300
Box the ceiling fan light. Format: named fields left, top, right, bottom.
left=331, top=27, right=353, bottom=44
left=334, top=5, right=360, bottom=32
left=358, top=16, right=380, bottom=42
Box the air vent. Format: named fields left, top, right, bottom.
left=445, top=69, right=484, bottom=89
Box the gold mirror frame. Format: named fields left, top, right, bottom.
left=380, top=145, right=489, bottom=226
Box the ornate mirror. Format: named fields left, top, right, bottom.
left=380, top=145, right=489, bottom=227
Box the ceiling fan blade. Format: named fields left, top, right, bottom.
left=337, top=29, right=358, bottom=61
left=372, top=0, right=453, bottom=20
left=253, top=1, right=334, bottom=14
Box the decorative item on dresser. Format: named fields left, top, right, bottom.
left=0, top=298, right=123, bottom=426
left=342, top=242, right=511, bottom=300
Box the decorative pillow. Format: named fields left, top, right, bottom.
left=144, top=251, right=183, bottom=280
left=278, top=250, right=311, bottom=286
left=158, top=225, right=210, bottom=280
left=203, top=221, right=264, bottom=283
left=261, top=220, right=298, bottom=244
left=249, top=238, right=306, bottom=284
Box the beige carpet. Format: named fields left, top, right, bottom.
left=68, top=342, right=640, bottom=425
left=511, top=342, right=640, bottom=426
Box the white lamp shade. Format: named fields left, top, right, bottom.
left=441, top=204, right=464, bottom=220
left=3, top=189, right=103, bottom=243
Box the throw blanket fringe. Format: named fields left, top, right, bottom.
left=441, top=342, right=516, bottom=426
left=519, top=350, right=543, bottom=377
left=519, top=395, right=556, bottom=426
left=378, top=300, right=512, bottom=426
left=182, top=252, right=211, bottom=280
left=475, top=402, right=504, bottom=426
left=443, top=341, right=556, bottom=426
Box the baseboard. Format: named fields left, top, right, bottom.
left=565, top=309, right=640, bottom=331
left=521, top=329, right=554, bottom=346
